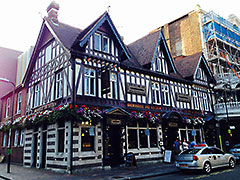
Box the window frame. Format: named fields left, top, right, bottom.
left=203, top=93, right=209, bottom=111
left=55, top=71, right=63, bottom=99
left=161, top=84, right=170, bottom=106
left=193, top=90, right=199, bottom=110
left=80, top=126, right=95, bottom=152
left=2, top=132, right=6, bottom=147
left=127, top=122, right=158, bottom=150
left=84, top=67, right=96, bottom=96
left=94, top=33, right=101, bottom=51
left=5, top=98, right=10, bottom=118
left=34, top=83, right=40, bottom=107
left=19, top=130, right=24, bottom=146
left=57, top=121, right=65, bottom=153
left=14, top=130, right=19, bottom=147
left=103, top=36, right=110, bottom=53
left=16, top=91, right=22, bottom=114
left=152, top=82, right=161, bottom=105
left=108, top=72, right=118, bottom=99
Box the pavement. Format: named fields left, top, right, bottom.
left=0, top=162, right=180, bottom=180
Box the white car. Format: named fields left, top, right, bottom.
left=176, top=146, right=236, bottom=173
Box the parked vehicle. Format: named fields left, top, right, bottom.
left=175, top=146, right=235, bottom=173
left=229, top=144, right=240, bottom=161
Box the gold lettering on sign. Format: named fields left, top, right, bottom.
left=127, top=103, right=144, bottom=109
left=168, top=122, right=178, bottom=127
left=34, top=102, right=57, bottom=113
left=111, top=119, right=122, bottom=125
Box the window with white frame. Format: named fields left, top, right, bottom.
left=127, top=121, right=158, bottom=149
left=193, top=90, right=199, bottom=110
left=19, top=130, right=24, bottom=146
left=34, top=83, right=40, bottom=107
left=196, top=68, right=207, bottom=82
left=45, top=44, right=52, bottom=63
left=57, top=121, right=65, bottom=153
left=55, top=71, right=63, bottom=99
left=5, top=98, right=10, bottom=118
left=2, top=132, right=6, bottom=147
left=103, top=36, right=110, bottom=53
left=94, top=33, right=101, bottom=51
left=81, top=126, right=95, bottom=151
left=14, top=130, right=19, bottom=147
left=161, top=84, right=170, bottom=106
left=17, top=91, right=22, bottom=114
left=155, top=50, right=168, bottom=75
left=203, top=93, right=209, bottom=111
left=152, top=82, right=161, bottom=104
left=84, top=68, right=96, bottom=96
left=108, top=72, right=118, bottom=99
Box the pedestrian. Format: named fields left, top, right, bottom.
left=179, top=140, right=183, bottom=152
left=201, top=139, right=208, bottom=146
left=190, top=140, right=197, bottom=148
left=173, top=138, right=180, bottom=161
left=182, top=139, right=189, bottom=150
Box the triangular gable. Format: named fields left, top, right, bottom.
left=193, top=54, right=215, bottom=84
left=104, top=107, right=131, bottom=116
left=76, top=11, right=131, bottom=60
left=151, top=30, right=177, bottom=74
left=23, top=19, right=66, bottom=85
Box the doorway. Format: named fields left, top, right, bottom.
left=164, top=126, right=178, bottom=150
left=104, top=125, right=123, bottom=167
left=32, top=133, right=38, bottom=167
left=41, top=124, right=47, bottom=169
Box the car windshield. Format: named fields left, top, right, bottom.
left=181, top=148, right=201, bottom=154
left=233, top=144, right=240, bottom=148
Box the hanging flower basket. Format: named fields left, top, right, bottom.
left=130, top=111, right=161, bottom=124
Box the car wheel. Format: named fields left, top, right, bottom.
left=203, top=162, right=211, bottom=173
left=229, top=158, right=235, bottom=168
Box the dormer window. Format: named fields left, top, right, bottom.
left=93, top=33, right=110, bottom=54
left=103, top=36, right=109, bottom=53
left=94, top=33, right=101, bottom=51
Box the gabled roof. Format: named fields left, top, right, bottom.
left=74, top=11, right=131, bottom=60
left=128, top=30, right=160, bottom=66
left=174, top=52, right=215, bottom=83
left=174, top=52, right=201, bottom=79
left=128, top=30, right=177, bottom=73
left=45, top=17, right=83, bottom=50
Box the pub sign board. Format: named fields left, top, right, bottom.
left=176, top=93, right=191, bottom=103
left=127, top=83, right=146, bottom=95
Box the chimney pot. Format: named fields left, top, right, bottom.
left=46, top=1, right=60, bottom=22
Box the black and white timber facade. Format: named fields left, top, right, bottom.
left=22, top=2, right=216, bottom=173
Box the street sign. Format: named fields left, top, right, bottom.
left=8, top=149, right=12, bottom=155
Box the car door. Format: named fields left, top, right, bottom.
left=201, top=148, right=217, bottom=167
left=211, top=147, right=227, bottom=166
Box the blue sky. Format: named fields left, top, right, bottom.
left=1, top=0, right=239, bottom=52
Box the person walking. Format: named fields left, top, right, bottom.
left=173, top=138, right=180, bottom=161
left=182, top=139, right=189, bottom=150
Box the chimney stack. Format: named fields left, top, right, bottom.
left=46, top=1, right=60, bottom=23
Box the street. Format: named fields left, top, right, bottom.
left=148, top=164, right=240, bottom=180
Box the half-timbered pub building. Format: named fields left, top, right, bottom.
left=18, top=2, right=215, bottom=173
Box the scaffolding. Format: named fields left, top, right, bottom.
left=201, top=11, right=240, bottom=86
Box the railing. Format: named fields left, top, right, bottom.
left=214, top=102, right=240, bottom=115
left=214, top=72, right=240, bottom=85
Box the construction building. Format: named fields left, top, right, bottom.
left=155, top=5, right=240, bottom=150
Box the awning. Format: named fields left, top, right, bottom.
left=203, top=115, right=214, bottom=122
left=162, top=111, right=183, bottom=121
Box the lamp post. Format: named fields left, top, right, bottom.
left=0, top=77, right=15, bottom=173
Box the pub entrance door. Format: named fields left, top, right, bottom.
left=104, top=124, right=124, bottom=167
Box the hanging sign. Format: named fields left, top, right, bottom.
left=89, top=126, right=95, bottom=136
